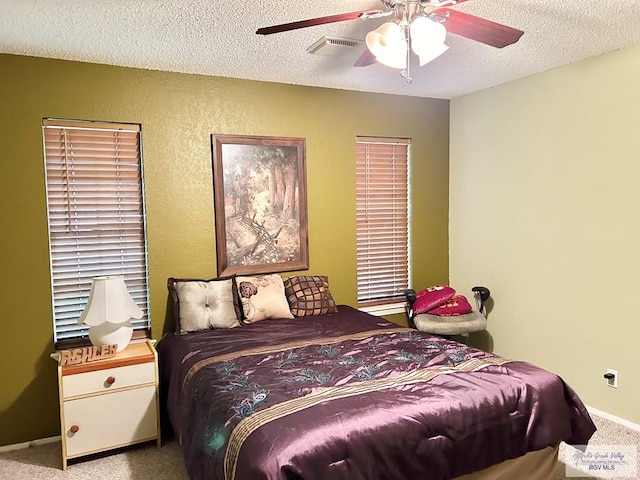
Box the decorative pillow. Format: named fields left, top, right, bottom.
left=236, top=274, right=294, bottom=324
left=167, top=276, right=242, bottom=333
left=412, top=285, right=456, bottom=315
left=283, top=275, right=338, bottom=317
left=427, top=295, right=473, bottom=316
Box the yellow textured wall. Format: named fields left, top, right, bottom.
left=450, top=45, right=640, bottom=424
left=0, top=53, right=449, bottom=445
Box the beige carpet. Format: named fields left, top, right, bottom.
left=0, top=413, right=637, bottom=479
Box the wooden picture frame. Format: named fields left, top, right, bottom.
left=211, top=134, right=309, bottom=276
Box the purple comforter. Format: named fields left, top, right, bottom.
left=158, top=305, right=595, bottom=480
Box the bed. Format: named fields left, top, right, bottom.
left=158, top=276, right=596, bottom=480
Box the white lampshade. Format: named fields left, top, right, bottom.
left=78, top=276, right=143, bottom=352
left=365, top=21, right=407, bottom=69
left=410, top=17, right=449, bottom=66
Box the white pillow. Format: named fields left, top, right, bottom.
left=173, top=278, right=240, bottom=332
left=236, top=274, right=294, bottom=324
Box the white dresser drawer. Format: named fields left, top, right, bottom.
left=63, top=385, right=158, bottom=458
left=62, top=362, right=155, bottom=398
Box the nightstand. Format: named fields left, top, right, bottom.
left=54, top=340, right=160, bottom=470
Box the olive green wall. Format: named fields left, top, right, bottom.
left=0, top=53, right=449, bottom=446
left=450, top=44, right=640, bottom=424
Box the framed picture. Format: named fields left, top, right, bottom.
left=211, top=134, right=309, bottom=276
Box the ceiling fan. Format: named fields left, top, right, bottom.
left=256, top=0, right=524, bottom=83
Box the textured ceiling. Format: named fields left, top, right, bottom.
left=1, top=0, right=640, bottom=99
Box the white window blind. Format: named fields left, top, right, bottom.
left=356, top=136, right=410, bottom=305
left=42, top=119, right=150, bottom=347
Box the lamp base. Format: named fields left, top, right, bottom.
left=88, top=321, right=133, bottom=353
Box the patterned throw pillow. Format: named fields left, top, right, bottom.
left=412, top=285, right=456, bottom=315
left=427, top=295, right=473, bottom=316
left=167, top=276, right=242, bottom=333
left=236, top=274, right=294, bottom=324
left=283, top=275, right=338, bottom=317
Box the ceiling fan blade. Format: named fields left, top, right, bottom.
left=256, top=10, right=384, bottom=35
left=354, top=49, right=377, bottom=67
left=434, top=8, right=524, bottom=48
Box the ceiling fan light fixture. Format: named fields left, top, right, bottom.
left=410, top=16, right=447, bottom=45
left=410, top=16, right=448, bottom=66
left=365, top=21, right=407, bottom=69
left=414, top=41, right=449, bottom=66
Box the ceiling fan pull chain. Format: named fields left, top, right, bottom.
left=400, top=68, right=412, bottom=84
left=401, top=26, right=413, bottom=84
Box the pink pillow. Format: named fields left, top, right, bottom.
left=412, top=285, right=456, bottom=314
left=427, top=295, right=473, bottom=316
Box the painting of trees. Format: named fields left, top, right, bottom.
left=212, top=135, right=309, bottom=276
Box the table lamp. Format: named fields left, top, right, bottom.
left=78, top=276, right=143, bottom=352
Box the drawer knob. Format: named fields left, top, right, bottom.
left=106, top=376, right=116, bottom=385
left=70, top=425, right=79, bottom=434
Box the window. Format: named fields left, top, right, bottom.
left=42, top=119, right=150, bottom=348
left=356, top=136, right=410, bottom=307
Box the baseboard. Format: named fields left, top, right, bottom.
left=0, top=435, right=60, bottom=453
left=587, top=405, right=640, bottom=433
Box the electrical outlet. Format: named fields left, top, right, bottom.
left=605, top=368, right=618, bottom=388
